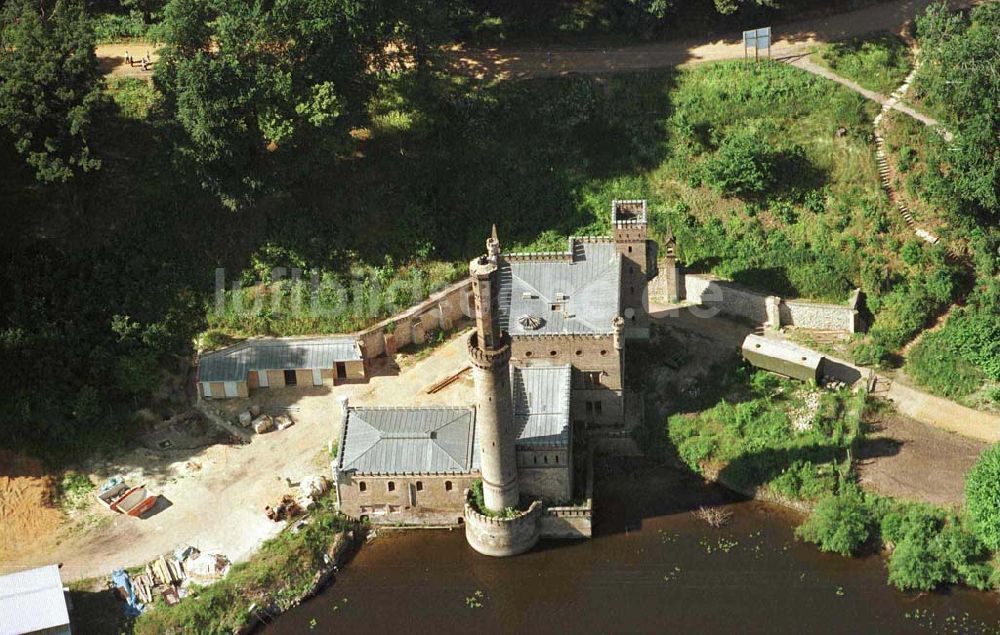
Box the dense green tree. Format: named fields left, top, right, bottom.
left=917, top=2, right=1000, bottom=214
left=0, top=0, right=102, bottom=182
left=155, top=0, right=384, bottom=209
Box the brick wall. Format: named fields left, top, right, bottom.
left=511, top=335, right=625, bottom=427
left=336, top=473, right=475, bottom=525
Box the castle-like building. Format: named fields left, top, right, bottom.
left=332, top=201, right=656, bottom=555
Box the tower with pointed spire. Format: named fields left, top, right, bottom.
left=468, top=226, right=520, bottom=513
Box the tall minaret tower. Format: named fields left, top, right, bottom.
left=468, top=226, right=519, bottom=512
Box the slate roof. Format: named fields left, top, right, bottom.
left=499, top=239, right=621, bottom=336
left=337, top=407, right=478, bottom=475
left=512, top=364, right=572, bottom=447
left=0, top=565, right=70, bottom=635
left=199, top=337, right=362, bottom=382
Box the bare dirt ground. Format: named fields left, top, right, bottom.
left=96, top=42, right=159, bottom=80
left=2, top=329, right=474, bottom=582
left=0, top=452, right=63, bottom=563
left=857, top=411, right=987, bottom=507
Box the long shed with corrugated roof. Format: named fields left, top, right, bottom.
left=197, top=337, right=364, bottom=398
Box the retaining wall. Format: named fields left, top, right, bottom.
left=463, top=501, right=543, bottom=557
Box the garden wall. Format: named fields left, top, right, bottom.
left=355, top=279, right=473, bottom=358
left=650, top=261, right=862, bottom=334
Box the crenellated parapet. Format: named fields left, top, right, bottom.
left=464, top=499, right=543, bottom=557
left=467, top=331, right=511, bottom=369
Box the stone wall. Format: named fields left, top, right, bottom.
left=517, top=461, right=571, bottom=503
left=464, top=500, right=543, bottom=557
left=539, top=506, right=593, bottom=539
left=650, top=262, right=862, bottom=334
left=355, top=278, right=474, bottom=358
left=683, top=273, right=771, bottom=324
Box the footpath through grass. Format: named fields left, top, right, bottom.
left=811, top=32, right=914, bottom=95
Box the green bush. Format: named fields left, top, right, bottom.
left=106, top=77, right=160, bottom=120
left=965, top=443, right=1000, bottom=551
left=796, top=487, right=872, bottom=556
left=887, top=531, right=949, bottom=591
left=702, top=129, right=776, bottom=197
left=769, top=460, right=837, bottom=501
left=880, top=503, right=995, bottom=592
left=91, top=12, right=150, bottom=43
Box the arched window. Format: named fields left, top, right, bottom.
left=387, top=481, right=395, bottom=492
left=445, top=481, right=453, bottom=492
left=555, top=455, right=560, bottom=464
left=359, top=481, right=367, bottom=492
left=416, top=481, right=423, bottom=491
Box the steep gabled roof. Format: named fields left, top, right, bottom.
left=499, top=239, right=621, bottom=336
left=199, top=337, right=362, bottom=382
left=512, top=364, right=572, bottom=447
left=338, top=407, right=478, bottom=475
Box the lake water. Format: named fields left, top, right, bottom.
left=265, top=462, right=1000, bottom=634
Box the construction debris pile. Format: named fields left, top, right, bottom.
left=236, top=405, right=295, bottom=434
left=265, top=475, right=329, bottom=521
left=111, top=547, right=231, bottom=615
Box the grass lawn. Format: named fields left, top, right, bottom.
left=666, top=367, right=864, bottom=502
left=811, top=32, right=914, bottom=95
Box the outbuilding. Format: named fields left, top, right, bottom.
left=198, top=337, right=365, bottom=399
left=0, top=564, right=72, bottom=635
left=741, top=334, right=824, bottom=383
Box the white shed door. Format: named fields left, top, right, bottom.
left=312, top=369, right=323, bottom=386
left=224, top=381, right=238, bottom=397
left=202, top=382, right=213, bottom=398
left=259, top=371, right=269, bottom=387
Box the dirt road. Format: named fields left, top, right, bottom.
left=446, top=0, right=965, bottom=79
left=1, top=331, right=474, bottom=582
left=97, top=0, right=975, bottom=81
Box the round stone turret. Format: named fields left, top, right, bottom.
left=468, top=331, right=519, bottom=512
